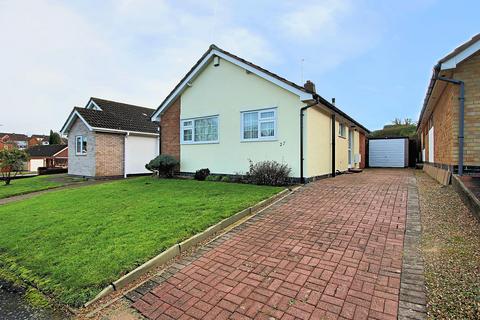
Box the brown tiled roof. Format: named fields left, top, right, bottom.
left=27, top=144, right=67, bottom=157
left=73, top=98, right=158, bottom=134
left=0, top=133, right=29, bottom=141
left=153, top=44, right=370, bottom=133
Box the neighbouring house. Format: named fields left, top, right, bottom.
left=60, top=97, right=159, bottom=178
left=27, top=144, right=68, bottom=172
left=0, top=133, right=29, bottom=149
left=417, top=33, right=480, bottom=177
left=28, top=135, right=50, bottom=147
left=150, top=45, right=369, bottom=182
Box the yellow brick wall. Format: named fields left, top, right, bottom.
left=95, top=132, right=124, bottom=176
left=453, top=50, right=480, bottom=166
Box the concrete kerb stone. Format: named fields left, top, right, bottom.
left=82, top=187, right=294, bottom=308
left=84, top=285, right=114, bottom=308
left=452, top=174, right=480, bottom=222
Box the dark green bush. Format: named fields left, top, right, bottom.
left=246, top=160, right=291, bottom=186
left=145, top=155, right=179, bottom=178
left=220, top=176, right=230, bottom=183
left=194, top=168, right=210, bottom=181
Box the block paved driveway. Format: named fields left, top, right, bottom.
left=132, top=169, right=411, bottom=320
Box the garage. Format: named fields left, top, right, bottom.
left=368, top=137, right=408, bottom=168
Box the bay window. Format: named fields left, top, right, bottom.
left=181, top=116, right=218, bottom=144
left=241, top=108, right=277, bottom=141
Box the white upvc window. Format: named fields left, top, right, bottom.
left=75, top=135, right=87, bottom=155
left=339, top=123, right=346, bottom=138
left=241, top=108, right=277, bottom=141
left=181, top=116, right=219, bottom=144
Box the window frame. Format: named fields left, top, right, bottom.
left=338, top=123, right=347, bottom=138
left=240, top=107, right=277, bottom=142
left=75, top=135, right=87, bottom=155
left=180, top=115, right=219, bottom=145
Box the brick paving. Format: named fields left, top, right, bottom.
left=131, top=169, right=412, bottom=319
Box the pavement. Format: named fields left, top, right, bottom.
left=130, top=169, right=414, bottom=320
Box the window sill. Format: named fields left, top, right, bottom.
left=241, top=138, right=277, bottom=143
left=75, top=153, right=87, bottom=156
left=181, top=141, right=219, bottom=145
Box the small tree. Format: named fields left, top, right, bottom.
left=0, top=149, right=29, bottom=185
left=145, top=155, right=179, bottom=178
left=49, top=130, right=62, bottom=145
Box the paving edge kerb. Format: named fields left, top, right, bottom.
left=398, top=176, right=427, bottom=320
left=451, top=175, right=480, bottom=222
left=83, top=187, right=294, bottom=308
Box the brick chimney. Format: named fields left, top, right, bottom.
left=304, top=80, right=316, bottom=93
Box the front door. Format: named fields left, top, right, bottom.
left=348, top=129, right=353, bottom=168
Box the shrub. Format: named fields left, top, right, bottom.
left=205, top=175, right=218, bottom=181
left=0, top=149, right=29, bottom=185
left=145, top=155, right=179, bottom=178
left=194, top=168, right=210, bottom=181
left=246, top=160, right=291, bottom=186
left=220, top=176, right=231, bottom=183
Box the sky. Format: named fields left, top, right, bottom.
left=0, top=0, right=478, bottom=135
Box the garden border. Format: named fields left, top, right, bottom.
left=83, top=187, right=294, bottom=307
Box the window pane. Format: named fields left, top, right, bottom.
left=194, top=117, right=218, bottom=142
left=82, top=137, right=87, bottom=153
left=260, top=121, right=275, bottom=137
left=183, top=129, right=192, bottom=141
left=260, top=111, right=274, bottom=119
left=76, top=137, right=81, bottom=154
left=183, top=121, right=192, bottom=127
left=243, top=112, right=258, bottom=139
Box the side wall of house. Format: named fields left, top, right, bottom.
left=359, top=132, right=366, bottom=169
left=179, top=58, right=305, bottom=177
left=453, top=51, right=480, bottom=166
left=95, top=132, right=124, bottom=177
left=68, top=119, right=96, bottom=177
left=305, top=106, right=332, bottom=177
left=160, top=98, right=180, bottom=160
left=421, top=50, right=480, bottom=168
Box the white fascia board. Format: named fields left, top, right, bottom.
left=151, top=49, right=313, bottom=121
left=91, top=127, right=159, bottom=136
left=441, top=40, right=480, bottom=70
left=60, top=110, right=93, bottom=135
left=86, top=99, right=102, bottom=110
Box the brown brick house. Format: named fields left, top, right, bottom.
left=418, top=33, right=480, bottom=176
left=60, top=98, right=159, bottom=178
left=26, top=144, right=68, bottom=172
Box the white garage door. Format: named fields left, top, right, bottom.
left=369, top=139, right=407, bottom=168
left=29, top=159, right=44, bottom=172
left=125, top=135, right=159, bottom=175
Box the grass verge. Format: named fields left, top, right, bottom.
left=416, top=171, right=480, bottom=319
left=0, top=177, right=282, bottom=307
left=0, top=175, right=64, bottom=199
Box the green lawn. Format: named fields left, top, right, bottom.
left=0, top=177, right=282, bottom=307
left=0, top=175, right=63, bottom=199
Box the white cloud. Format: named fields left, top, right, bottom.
left=0, top=0, right=275, bottom=134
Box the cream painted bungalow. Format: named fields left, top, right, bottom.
left=60, top=98, right=159, bottom=178
left=151, top=45, right=369, bottom=182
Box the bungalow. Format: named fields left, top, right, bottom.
left=60, top=98, right=159, bottom=178
left=27, top=144, right=68, bottom=172
left=417, top=33, right=480, bottom=177
left=151, top=45, right=369, bottom=182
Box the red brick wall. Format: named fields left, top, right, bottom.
left=55, top=147, right=68, bottom=158
left=160, top=97, right=180, bottom=160
left=359, top=132, right=366, bottom=169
